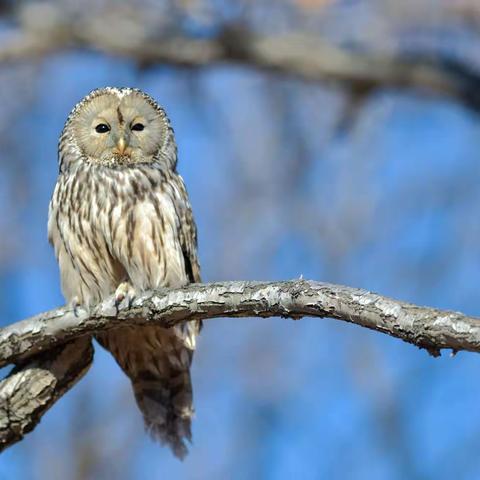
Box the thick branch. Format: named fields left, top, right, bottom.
left=0, top=338, right=93, bottom=451
left=2, top=7, right=480, bottom=110
left=1, top=279, right=480, bottom=451
left=1, top=280, right=480, bottom=368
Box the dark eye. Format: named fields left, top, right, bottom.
left=95, top=123, right=110, bottom=133
left=131, top=123, right=144, bottom=131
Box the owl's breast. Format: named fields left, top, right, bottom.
left=99, top=167, right=189, bottom=292
left=49, top=165, right=189, bottom=305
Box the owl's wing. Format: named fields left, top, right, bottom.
left=174, top=174, right=201, bottom=284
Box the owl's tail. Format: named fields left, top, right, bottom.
left=96, top=324, right=197, bottom=459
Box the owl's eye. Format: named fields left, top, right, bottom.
left=95, top=123, right=110, bottom=133
left=131, top=123, right=145, bottom=131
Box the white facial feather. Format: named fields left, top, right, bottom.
left=69, top=88, right=170, bottom=165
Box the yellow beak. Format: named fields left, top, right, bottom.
left=116, top=137, right=127, bottom=155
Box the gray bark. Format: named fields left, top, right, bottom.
left=1, top=279, right=479, bottom=451
left=0, top=280, right=480, bottom=449
left=0, top=338, right=93, bottom=451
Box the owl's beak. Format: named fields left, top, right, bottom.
left=116, top=137, right=128, bottom=155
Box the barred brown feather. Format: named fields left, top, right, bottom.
left=48, top=87, right=201, bottom=458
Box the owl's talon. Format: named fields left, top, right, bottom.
left=127, top=294, right=135, bottom=308
left=114, top=282, right=136, bottom=310
left=114, top=293, right=125, bottom=307
left=70, top=297, right=81, bottom=317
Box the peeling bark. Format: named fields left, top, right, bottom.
left=1, top=280, right=480, bottom=365
left=0, top=338, right=93, bottom=451
left=0, top=279, right=479, bottom=451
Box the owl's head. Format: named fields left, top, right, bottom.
left=60, top=87, right=176, bottom=171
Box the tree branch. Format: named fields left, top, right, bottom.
left=1, top=279, right=479, bottom=451
left=0, top=339, right=93, bottom=451
left=2, top=3, right=480, bottom=111
left=2, top=280, right=480, bottom=365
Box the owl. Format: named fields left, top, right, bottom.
left=48, top=87, right=201, bottom=458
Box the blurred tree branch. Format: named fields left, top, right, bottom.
left=1, top=279, right=480, bottom=451
left=2, top=2, right=480, bottom=111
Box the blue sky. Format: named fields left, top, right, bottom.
left=1, top=46, right=480, bottom=479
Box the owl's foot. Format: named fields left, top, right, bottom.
left=114, top=281, right=136, bottom=309
left=70, top=297, right=81, bottom=317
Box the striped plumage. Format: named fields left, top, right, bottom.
left=48, top=87, right=201, bottom=458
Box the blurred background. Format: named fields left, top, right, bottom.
left=1, top=0, right=480, bottom=478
